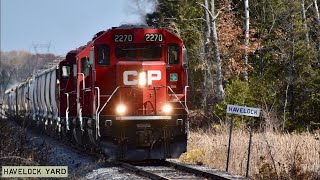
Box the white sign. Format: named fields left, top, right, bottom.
left=227, top=104, right=260, bottom=117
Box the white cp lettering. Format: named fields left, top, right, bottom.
left=123, top=70, right=161, bottom=85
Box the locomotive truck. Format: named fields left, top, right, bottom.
left=2, top=25, right=189, bottom=160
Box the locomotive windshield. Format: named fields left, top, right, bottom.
left=115, top=46, right=162, bottom=61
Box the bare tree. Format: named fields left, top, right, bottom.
left=244, top=0, right=250, bottom=81
left=283, top=1, right=297, bottom=129
left=210, top=0, right=225, bottom=102
left=301, top=0, right=310, bottom=47
left=197, top=0, right=225, bottom=103
left=202, top=0, right=214, bottom=108
left=0, top=52, right=2, bottom=102
left=314, top=0, right=320, bottom=51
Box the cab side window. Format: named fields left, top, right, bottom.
left=98, top=45, right=110, bottom=65
left=168, top=44, right=180, bottom=65
left=61, top=66, right=70, bottom=79
left=81, top=57, right=89, bottom=76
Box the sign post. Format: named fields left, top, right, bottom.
left=246, top=120, right=254, bottom=177
left=225, top=116, right=233, bottom=172
left=226, top=104, right=260, bottom=177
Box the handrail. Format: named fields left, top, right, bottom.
left=95, top=87, right=100, bottom=138
left=79, top=108, right=84, bottom=131
left=184, top=86, right=189, bottom=113
left=78, top=73, right=85, bottom=132
left=65, top=93, right=70, bottom=131
left=167, top=86, right=189, bottom=113
left=97, top=86, right=120, bottom=121
left=78, top=73, right=85, bottom=90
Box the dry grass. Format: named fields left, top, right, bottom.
left=0, top=119, right=51, bottom=166
left=180, top=125, right=320, bottom=179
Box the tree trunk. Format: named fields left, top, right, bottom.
left=0, top=58, right=2, bottom=102
left=315, top=0, right=320, bottom=23
left=244, top=0, right=250, bottom=81
left=210, top=0, right=225, bottom=102
left=283, top=83, right=289, bottom=129
left=301, top=0, right=310, bottom=48
left=288, top=11, right=296, bottom=127
left=202, top=0, right=214, bottom=108
left=314, top=0, right=320, bottom=51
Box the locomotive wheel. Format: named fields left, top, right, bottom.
left=51, top=119, right=58, bottom=137
left=54, top=120, right=60, bottom=138
left=61, top=125, right=70, bottom=141
left=44, top=118, right=49, bottom=135
left=88, top=129, right=100, bottom=148
left=47, top=119, right=54, bottom=137
left=47, top=119, right=53, bottom=136
left=61, top=119, right=72, bottom=142
left=72, top=127, right=84, bottom=146
left=53, top=120, right=60, bottom=138
left=39, top=118, right=46, bottom=134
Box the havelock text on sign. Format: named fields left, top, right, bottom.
left=227, top=104, right=260, bottom=117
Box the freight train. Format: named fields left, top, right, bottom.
left=1, top=25, right=189, bottom=160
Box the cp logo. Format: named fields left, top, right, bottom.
left=123, top=70, right=161, bottom=85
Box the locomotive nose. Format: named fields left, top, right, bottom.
left=117, top=61, right=166, bottom=87
left=116, top=61, right=167, bottom=115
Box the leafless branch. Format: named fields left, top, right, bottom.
left=196, top=2, right=223, bottom=21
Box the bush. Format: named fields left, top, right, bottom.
left=215, top=78, right=256, bottom=124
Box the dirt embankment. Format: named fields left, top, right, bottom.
left=0, top=119, right=104, bottom=178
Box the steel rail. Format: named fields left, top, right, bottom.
left=113, top=160, right=245, bottom=180
left=114, top=161, right=170, bottom=180
left=163, top=160, right=235, bottom=180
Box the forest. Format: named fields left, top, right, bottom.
left=144, top=0, right=320, bottom=132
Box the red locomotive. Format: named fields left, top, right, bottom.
left=2, top=25, right=189, bottom=160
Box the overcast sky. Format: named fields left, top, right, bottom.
left=1, top=0, right=154, bottom=55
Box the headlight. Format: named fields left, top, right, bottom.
left=138, top=72, right=147, bottom=86
left=162, top=104, right=172, bottom=114
left=116, top=104, right=126, bottom=115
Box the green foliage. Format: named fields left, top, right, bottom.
left=215, top=78, right=256, bottom=123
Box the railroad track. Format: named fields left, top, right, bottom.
left=72, top=143, right=247, bottom=179
left=113, top=160, right=247, bottom=180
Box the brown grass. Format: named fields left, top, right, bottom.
left=180, top=125, right=320, bottom=179
left=0, top=119, right=51, bottom=166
